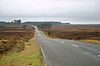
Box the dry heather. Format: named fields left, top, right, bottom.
left=42, top=25, right=100, bottom=41
left=0, top=25, right=34, bottom=55
left=0, top=25, right=43, bottom=66
left=0, top=38, right=43, bottom=66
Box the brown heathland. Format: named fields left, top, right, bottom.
left=41, top=25, right=100, bottom=44
left=0, top=38, right=43, bottom=66
left=0, top=24, right=43, bottom=66
left=0, top=24, right=34, bottom=54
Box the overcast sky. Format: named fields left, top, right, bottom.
left=0, top=0, right=100, bottom=24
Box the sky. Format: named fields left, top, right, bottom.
left=0, top=0, right=100, bottom=24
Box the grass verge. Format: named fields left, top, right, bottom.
left=0, top=38, right=43, bottom=66
left=80, top=40, right=100, bottom=45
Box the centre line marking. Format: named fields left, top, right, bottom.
left=55, top=39, right=59, bottom=42
left=98, top=55, right=100, bottom=57
left=61, top=41, right=64, bottom=43
left=72, top=44, right=79, bottom=47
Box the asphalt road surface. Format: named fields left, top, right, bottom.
left=34, top=26, right=100, bottom=66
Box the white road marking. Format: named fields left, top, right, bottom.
left=40, top=47, right=46, bottom=59
left=38, top=34, right=41, bottom=37
left=55, top=39, right=59, bottom=42
left=61, top=41, right=64, bottom=43
left=98, top=55, right=100, bottom=57
left=72, top=44, right=79, bottom=47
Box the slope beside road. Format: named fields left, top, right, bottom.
left=34, top=26, right=100, bottom=66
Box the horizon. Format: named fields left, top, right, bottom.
left=0, top=0, right=100, bottom=24
left=0, top=17, right=100, bottom=24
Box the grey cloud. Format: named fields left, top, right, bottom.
left=0, top=0, right=100, bottom=23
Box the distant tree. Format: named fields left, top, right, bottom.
left=17, top=19, right=21, bottom=24
left=13, top=19, right=21, bottom=24
left=14, top=20, right=17, bottom=24
left=11, top=21, right=13, bottom=24
left=37, top=22, right=52, bottom=28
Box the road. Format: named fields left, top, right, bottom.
left=34, top=26, right=100, bottom=66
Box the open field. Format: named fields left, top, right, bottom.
left=41, top=25, right=100, bottom=44
left=0, top=24, right=34, bottom=32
